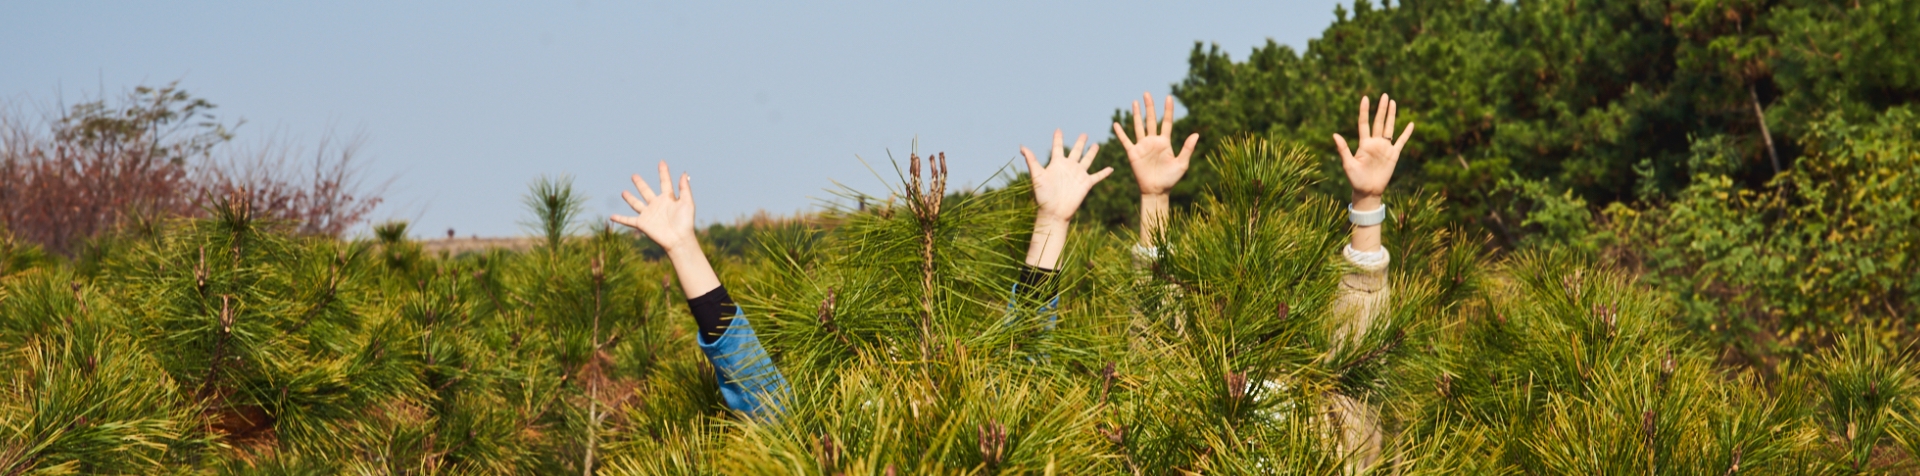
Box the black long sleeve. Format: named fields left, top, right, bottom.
left=687, top=286, right=738, bottom=340
left=1016, top=264, right=1055, bottom=300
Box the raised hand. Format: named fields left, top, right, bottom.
left=611, top=161, right=699, bottom=253
left=1114, top=93, right=1200, bottom=196
left=1022, top=130, right=1113, bottom=270
left=1333, top=94, right=1415, bottom=201
left=1022, top=129, right=1114, bottom=223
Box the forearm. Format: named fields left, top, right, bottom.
left=672, top=242, right=788, bottom=416
left=1024, top=216, right=1071, bottom=270
left=665, top=244, right=722, bottom=299
left=1349, top=192, right=1383, bottom=252
left=1139, top=192, right=1170, bottom=247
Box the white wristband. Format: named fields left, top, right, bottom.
left=1348, top=203, right=1386, bottom=227
left=1130, top=244, right=1161, bottom=260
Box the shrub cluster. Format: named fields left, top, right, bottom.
left=5, top=139, right=1920, bottom=474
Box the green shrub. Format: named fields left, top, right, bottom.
left=1571, top=107, right=1920, bottom=364
left=2, top=137, right=1916, bottom=473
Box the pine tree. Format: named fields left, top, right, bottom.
left=5, top=138, right=1919, bottom=473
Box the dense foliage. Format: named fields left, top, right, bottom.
left=6, top=138, right=1920, bottom=474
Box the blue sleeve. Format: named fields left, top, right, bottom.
left=696, top=310, right=789, bottom=419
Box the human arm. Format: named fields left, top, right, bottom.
left=1327, top=94, right=1415, bottom=345
left=611, top=161, right=787, bottom=417
left=613, top=161, right=719, bottom=299
left=1007, top=129, right=1113, bottom=323
left=612, top=161, right=728, bottom=338
left=1021, top=129, right=1113, bottom=271
left=1332, top=94, right=1414, bottom=254
left=1113, top=93, right=1200, bottom=250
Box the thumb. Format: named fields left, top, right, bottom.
left=1114, top=122, right=1136, bottom=150
left=1391, top=122, right=1417, bottom=151
left=1333, top=134, right=1356, bottom=166
left=1176, top=133, right=1200, bottom=163
left=1090, top=167, right=1115, bottom=184
left=679, top=173, right=693, bottom=202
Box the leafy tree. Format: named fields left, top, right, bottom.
left=1573, top=107, right=1920, bottom=365
left=1080, top=0, right=1920, bottom=246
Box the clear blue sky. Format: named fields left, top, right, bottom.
left=2, top=1, right=1344, bottom=237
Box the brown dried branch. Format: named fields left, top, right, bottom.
left=907, top=152, right=948, bottom=360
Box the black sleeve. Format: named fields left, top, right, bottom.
left=1016, top=264, right=1056, bottom=300
left=687, top=286, right=738, bottom=339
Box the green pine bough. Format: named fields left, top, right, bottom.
left=2, top=138, right=1918, bottom=474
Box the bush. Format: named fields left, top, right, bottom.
left=1523, top=107, right=1920, bottom=367
left=0, top=84, right=382, bottom=257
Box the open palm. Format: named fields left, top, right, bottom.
left=1114, top=93, right=1200, bottom=195
left=1333, top=94, right=1415, bottom=197
left=1024, top=130, right=1114, bottom=222
left=611, top=161, right=698, bottom=252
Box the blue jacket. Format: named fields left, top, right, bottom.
left=696, top=309, right=789, bottom=419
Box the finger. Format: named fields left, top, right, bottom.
left=1333, top=134, right=1356, bottom=165
left=1373, top=94, right=1390, bottom=139
left=1176, top=133, right=1200, bottom=163
left=1392, top=122, right=1416, bottom=151
left=1090, top=166, right=1115, bottom=184
left=1358, top=96, right=1371, bottom=139
left=1021, top=146, right=1043, bottom=173
left=1132, top=101, right=1145, bottom=141
left=1114, top=122, right=1136, bottom=150
left=1068, top=133, right=1088, bottom=163
left=1385, top=100, right=1398, bottom=142
left=679, top=173, right=692, bottom=202
left=656, top=161, right=672, bottom=201
left=631, top=174, right=658, bottom=201
left=1144, top=93, right=1160, bottom=136
left=621, top=190, right=647, bottom=212
left=1161, top=95, right=1176, bottom=137
left=1081, top=144, right=1101, bottom=170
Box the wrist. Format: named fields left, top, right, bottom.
left=663, top=241, right=707, bottom=263
left=1139, top=193, right=1171, bottom=246
left=1351, top=192, right=1383, bottom=211
left=1026, top=215, right=1071, bottom=270
left=1033, top=214, right=1071, bottom=229
left=1141, top=193, right=1171, bottom=218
